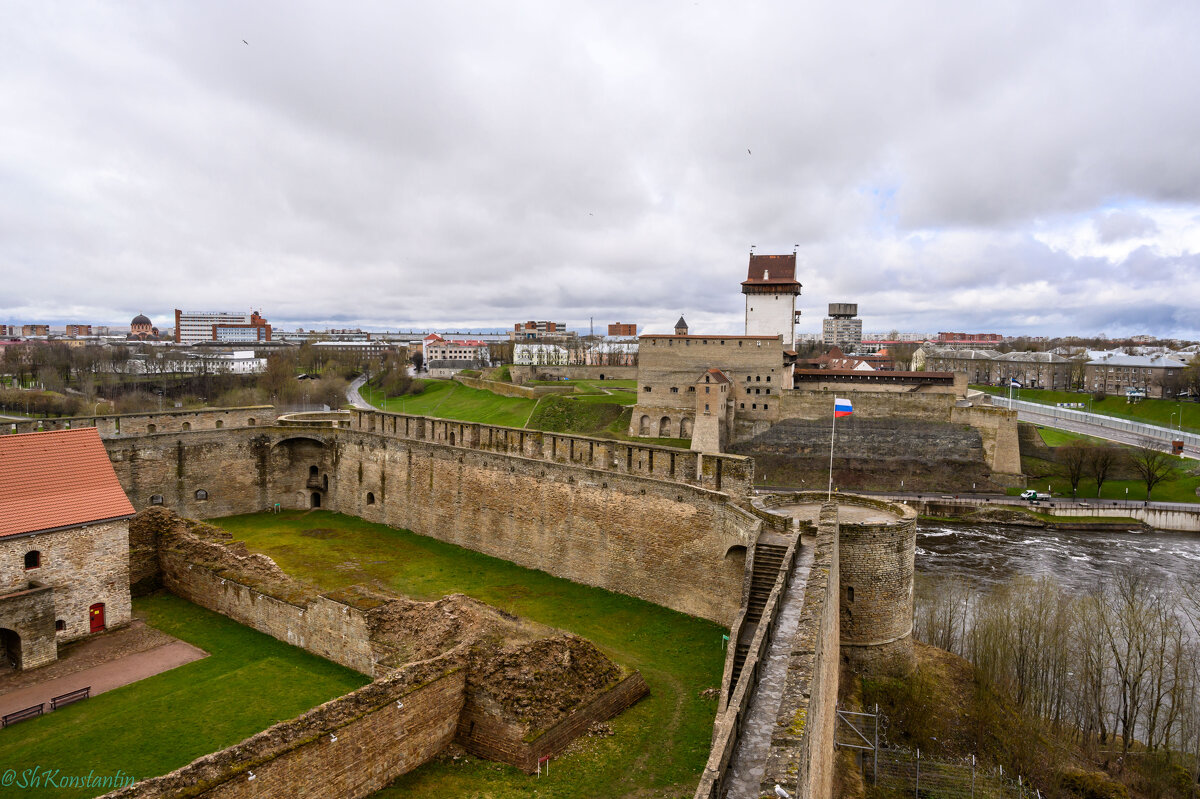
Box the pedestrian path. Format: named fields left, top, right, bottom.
left=0, top=630, right=207, bottom=721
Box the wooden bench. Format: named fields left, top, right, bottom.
left=50, top=686, right=90, bottom=710
left=2, top=703, right=44, bottom=727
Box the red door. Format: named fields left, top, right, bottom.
left=89, top=603, right=105, bottom=633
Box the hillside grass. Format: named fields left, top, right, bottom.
left=973, top=384, right=1200, bottom=434
left=1015, top=426, right=1200, bottom=503
left=213, top=510, right=726, bottom=799
left=360, top=378, right=680, bottom=443
left=0, top=594, right=367, bottom=799
left=360, top=380, right=537, bottom=427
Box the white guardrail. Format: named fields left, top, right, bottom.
left=988, top=396, right=1200, bottom=449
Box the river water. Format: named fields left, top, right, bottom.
left=916, top=521, right=1200, bottom=592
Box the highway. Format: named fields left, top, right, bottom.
left=1017, top=406, right=1198, bottom=459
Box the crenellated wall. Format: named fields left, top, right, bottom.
left=4, top=406, right=274, bottom=437
left=89, top=408, right=758, bottom=626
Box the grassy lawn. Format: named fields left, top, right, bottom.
left=213, top=510, right=726, bottom=799
left=973, top=384, right=1200, bottom=434
left=1016, top=426, right=1200, bottom=503
left=361, top=380, right=537, bottom=427
left=0, top=594, right=367, bottom=798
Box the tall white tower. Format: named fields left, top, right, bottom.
left=742, top=252, right=802, bottom=348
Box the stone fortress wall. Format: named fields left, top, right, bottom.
left=695, top=492, right=916, bottom=799
left=36, top=407, right=759, bottom=626
left=105, top=511, right=650, bottom=798
left=8, top=406, right=920, bottom=798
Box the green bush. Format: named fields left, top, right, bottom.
left=1060, top=769, right=1129, bottom=799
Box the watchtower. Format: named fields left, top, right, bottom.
left=741, top=252, right=802, bottom=349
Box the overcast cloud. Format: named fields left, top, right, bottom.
left=3, top=1, right=1199, bottom=338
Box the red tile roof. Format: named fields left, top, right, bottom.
left=742, top=253, right=801, bottom=286
left=698, top=368, right=731, bottom=384
left=0, top=428, right=135, bottom=538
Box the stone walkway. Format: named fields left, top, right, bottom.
left=0, top=620, right=207, bottom=719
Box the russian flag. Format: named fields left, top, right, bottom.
left=834, top=397, right=854, bottom=418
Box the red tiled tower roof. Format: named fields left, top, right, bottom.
left=0, top=428, right=135, bottom=538
left=741, top=253, right=801, bottom=290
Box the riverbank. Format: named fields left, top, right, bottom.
left=916, top=505, right=1146, bottom=531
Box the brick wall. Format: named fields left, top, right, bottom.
left=102, top=654, right=467, bottom=799
left=0, top=520, right=131, bottom=644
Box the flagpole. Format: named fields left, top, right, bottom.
left=827, top=403, right=837, bottom=501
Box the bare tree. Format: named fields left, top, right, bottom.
left=1129, top=444, right=1174, bottom=501
left=1087, top=445, right=1119, bottom=497
left=1058, top=442, right=1089, bottom=497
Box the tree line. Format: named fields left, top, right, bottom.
left=915, top=569, right=1200, bottom=793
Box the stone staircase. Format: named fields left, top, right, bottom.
left=730, top=542, right=789, bottom=687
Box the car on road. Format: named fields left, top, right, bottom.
left=1020, top=489, right=1051, bottom=502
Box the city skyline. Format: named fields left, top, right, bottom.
left=4, top=2, right=1200, bottom=338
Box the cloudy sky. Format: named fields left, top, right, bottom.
left=4, top=1, right=1200, bottom=338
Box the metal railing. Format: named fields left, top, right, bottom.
left=989, top=396, right=1200, bottom=448
left=871, top=750, right=1037, bottom=799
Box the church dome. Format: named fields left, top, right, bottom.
left=131, top=314, right=151, bottom=327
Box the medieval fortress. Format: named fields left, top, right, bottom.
left=0, top=256, right=1020, bottom=798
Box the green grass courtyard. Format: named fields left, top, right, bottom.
left=213, top=509, right=727, bottom=799
left=0, top=594, right=368, bottom=799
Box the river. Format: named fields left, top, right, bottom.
left=916, top=521, right=1200, bottom=592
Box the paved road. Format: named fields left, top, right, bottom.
left=755, top=487, right=1200, bottom=514
left=345, top=375, right=373, bottom=410
left=1018, top=407, right=1198, bottom=459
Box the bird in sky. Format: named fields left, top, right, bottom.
left=747, top=148, right=752, bottom=155
left=242, top=39, right=249, bottom=45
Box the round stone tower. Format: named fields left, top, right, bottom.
left=837, top=497, right=918, bottom=675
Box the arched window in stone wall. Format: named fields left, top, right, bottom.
left=147, top=424, right=156, bottom=433
left=182, top=422, right=191, bottom=431
left=638, top=415, right=651, bottom=435
left=247, top=418, right=255, bottom=426
left=309, top=465, right=318, bottom=478
left=150, top=495, right=164, bottom=505
left=24, top=551, right=40, bottom=570
left=216, top=420, right=224, bottom=428
left=659, top=417, right=672, bottom=437
left=366, top=492, right=375, bottom=505
left=679, top=417, right=693, bottom=438
left=846, top=586, right=855, bottom=603
left=195, top=489, right=208, bottom=501
left=322, top=474, right=329, bottom=490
